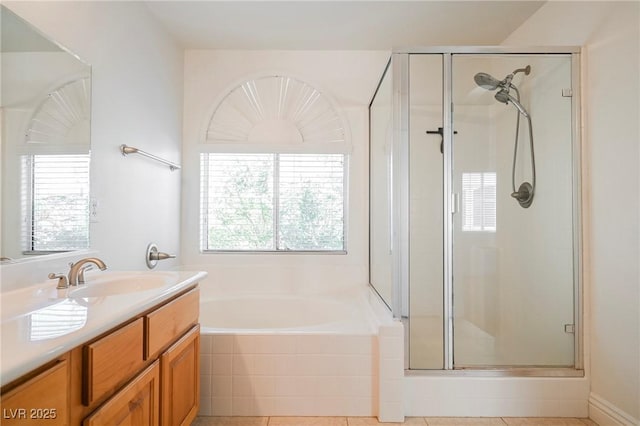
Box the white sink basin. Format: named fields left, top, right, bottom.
left=0, top=285, right=66, bottom=321
left=68, top=272, right=172, bottom=298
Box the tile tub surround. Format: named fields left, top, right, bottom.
left=199, top=333, right=378, bottom=417
left=198, top=286, right=403, bottom=420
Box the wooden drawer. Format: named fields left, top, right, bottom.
left=0, top=359, right=68, bottom=425
left=145, top=288, right=199, bottom=359
left=83, top=318, right=144, bottom=406
left=83, top=360, right=160, bottom=426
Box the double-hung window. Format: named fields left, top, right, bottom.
left=200, top=153, right=346, bottom=252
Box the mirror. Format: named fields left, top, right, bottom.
left=1, top=5, right=91, bottom=262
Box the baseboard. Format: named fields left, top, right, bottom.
left=589, top=392, right=639, bottom=426
left=405, top=375, right=590, bottom=417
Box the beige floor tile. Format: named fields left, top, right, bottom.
left=192, top=417, right=269, bottom=426
left=268, top=417, right=348, bottom=426
left=404, top=419, right=430, bottom=425
left=347, top=417, right=427, bottom=425
left=347, top=418, right=387, bottom=425
left=425, top=418, right=506, bottom=425
left=190, top=417, right=598, bottom=426
left=501, top=419, right=588, bottom=426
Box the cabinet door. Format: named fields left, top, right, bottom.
left=0, top=358, right=68, bottom=425
left=160, top=325, right=200, bottom=426
left=83, top=361, right=159, bottom=426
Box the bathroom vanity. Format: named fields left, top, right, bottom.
left=0, top=270, right=205, bottom=426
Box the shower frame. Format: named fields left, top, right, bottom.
left=378, top=46, right=583, bottom=376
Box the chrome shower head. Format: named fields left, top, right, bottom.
left=474, top=72, right=503, bottom=91
left=474, top=65, right=531, bottom=91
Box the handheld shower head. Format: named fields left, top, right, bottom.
left=495, top=88, right=529, bottom=117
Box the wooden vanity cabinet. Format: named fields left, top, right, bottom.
left=76, top=286, right=200, bottom=426
left=0, top=356, right=70, bottom=425
left=1, top=285, right=200, bottom=426
left=78, top=286, right=200, bottom=425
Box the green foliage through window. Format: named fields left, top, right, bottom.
left=200, top=153, right=345, bottom=252
left=24, top=154, right=91, bottom=252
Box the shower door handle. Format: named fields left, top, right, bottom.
left=451, top=193, right=460, bottom=215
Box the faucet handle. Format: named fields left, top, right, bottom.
left=48, top=273, right=69, bottom=289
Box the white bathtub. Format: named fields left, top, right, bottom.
left=197, top=288, right=401, bottom=418
left=200, top=294, right=374, bottom=332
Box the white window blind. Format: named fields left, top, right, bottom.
left=200, top=153, right=345, bottom=252
left=23, top=154, right=91, bottom=252
left=462, top=172, right=496, bottom=232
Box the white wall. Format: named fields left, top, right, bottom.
left=181, top=50, right=389, bottom=295
left=5, top=1, right=184, bottom=270
left=505, top=2, right=640, bottom=423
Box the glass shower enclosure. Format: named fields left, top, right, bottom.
left=369, top=47, right=582, bottom=372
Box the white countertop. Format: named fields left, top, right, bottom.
left=0, top=270, right=207, bottom=386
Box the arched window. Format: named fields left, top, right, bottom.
left=200, top=76, right=349, bottom=252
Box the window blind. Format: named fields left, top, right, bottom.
left=200, top=153, right=345, bottom=252
left=23, top=154, right=91, bottom=252
left=462, top=172, right=496, bottom=232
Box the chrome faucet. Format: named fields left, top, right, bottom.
left=68, top=257, right=107, bottom=286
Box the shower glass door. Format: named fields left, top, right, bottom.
left=451, top=54, right=575, bottom=367
left=408, top=54, right=444, bottom=369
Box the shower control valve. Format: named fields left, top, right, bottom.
left=511, top=182, right=534, bottom=208
left=146, top=243, right=176, bottom=269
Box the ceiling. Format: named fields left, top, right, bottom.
left=1, top=5, right=62, bottom=52
left=144, top=1, right=546, bottom=50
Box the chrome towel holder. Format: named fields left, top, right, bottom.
left=120, top=144, right=181, bottom=171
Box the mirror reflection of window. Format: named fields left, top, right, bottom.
left=21, top=154, right=90, bottom=253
